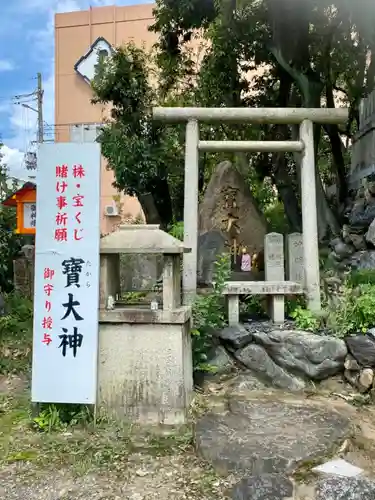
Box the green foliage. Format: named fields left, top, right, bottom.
left=33, top=404, right=93, bottom=432
left=240, top=295, right=265, bottom=317
left=191, top=254, right=231, bottom=372
left=122, top=291, right=148, bottom=304
left=264, top=201, right=290, bottom=234
left=0, top=146, right=25, bottom=292
left=328, top=284, right=375, bottom=337
left=285, top=296, right=306, bottom=317
left=168, top=220, right=184, bottom=241
left=150, top=0, right=375, bottom=234
left=0, top=293, right=33, bottom=374
left=346, top=269, right=375, bottom=288
left=289, top=306, right=320, bottom=332
left=91, top=44, right=185, bottom=226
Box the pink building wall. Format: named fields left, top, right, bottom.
left=55, top=4, right=157, bottom=235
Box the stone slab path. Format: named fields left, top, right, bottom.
left=4, top=375, right=375, bottom=499
left=194, top=375, right=375, bottom=499
left=196, top=397, right=351, bottom=476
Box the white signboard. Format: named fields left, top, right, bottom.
left=24, top=202, right=36, bottom=229
left=32, top=143, right=101, bottom=404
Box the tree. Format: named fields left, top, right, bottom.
left=150, top=0, right=375, bottom=239
left=91, top=44, right=188, bottom=228
left=0, top=145, right=24, bottom=292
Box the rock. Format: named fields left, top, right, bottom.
left=342, top=224, right=351, bottom=243
left=229, top=372, right=268, bottom=393
left=195, top=398, right=351, bottom=476
left=230, top=474, right=294, bottom=500
left=207, top=346, right=236, bottom=376
left=330, top=237, right=342, bottom=249
left=350, top=202, right=375, bottom=230
left=344, top=369, right=359, bottom=387
left=199, top=161, right=267, bottom=263
left=346, top=333, right=375, bottom=367
left=358, top=368, right=374, bottom=392
left=348, top=199, right=366, bottom=225
left=351, top=250, right=375, bottom=269
left=216, top=325, right=253, bottom=350
left=366, top=218, right=375, bottom=246
left=349, top=233, right=367, bottom=251
left=324, top=276, right=343, bottom=292
left=328, top=251, right=341, bottom=263
left=316, top=476, right=375, bottom=500
left=365, top=187, right=374, bottom=202
left=197, top=230, right=227, bottom=285
left=234, top=344, right=305, bottom=391
left=21, top=244, right=35, bottom=260
left=368, top=181, right=375, bottom=195
left=334, top=241, right=355, bottom=258
left=251, top=330, right=347, bottom=380
left=344, top=354, right=360, bottom=371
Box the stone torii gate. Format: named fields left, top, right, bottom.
left=152, top=107, right=349, bottom=311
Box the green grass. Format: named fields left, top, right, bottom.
left=0, top=390, right=194, bottom=477
left=0, top=293, right=33, bottom=375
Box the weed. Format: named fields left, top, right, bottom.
left=191, top=253, right=231, bottom=372
left=289, top=306, right=321, bottom=332
left=0, top=293, right=33, bottom=374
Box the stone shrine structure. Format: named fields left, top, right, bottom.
left=153, top=106, right=349, bottom=312
left=223, top=232, right=304, bottom=324
left=98, top=224, right=193, bottom=424
left=198, top=160, right=266, bottom=284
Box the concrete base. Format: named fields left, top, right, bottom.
left=98, top=307, right=193, bottom=425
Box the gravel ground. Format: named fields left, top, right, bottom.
left=0, top=454, right=232, bottom=500
left=0, top=375, right=233, bottom=500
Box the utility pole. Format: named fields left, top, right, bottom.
left=37, top=72, right=44, bottom=143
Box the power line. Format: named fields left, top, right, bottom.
left=0, top=91, right=38, bottom=103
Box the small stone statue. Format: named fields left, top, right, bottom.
left=106, top=295, right=115, bottom=310
left=240, top=246, right=252, bottom=272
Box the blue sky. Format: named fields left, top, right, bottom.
left=0, top=0, right=153, bottom=181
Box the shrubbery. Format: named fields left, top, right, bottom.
left=191, top=254, right=231, bottom=372
left=0, top=293, right=33, bottom=374
left=290, top=269, right=375, bottom=338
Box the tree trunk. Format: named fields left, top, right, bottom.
left=145, top=177, right=173, bottom=229
left=138, top=193, right=162, bottom=225
left=272, top=154, right=302, bottom=232
left=325, top=82, right=348, bottom=204
left=270, top=32, right=341, bottom=241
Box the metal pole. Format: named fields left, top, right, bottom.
left=37, top=72, right=44, bottom=143
left=300, top=119, right=321, bottom=312
left=183, top=120, right=199, bottom=305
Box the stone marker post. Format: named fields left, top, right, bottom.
left=300, top=119, right=321, bottom=311
left=287, top=233, right=304, bottom=285
left=265, top=233, right=285, bottom=323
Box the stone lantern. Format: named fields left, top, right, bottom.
left=98, top=224, right=193, bottom=425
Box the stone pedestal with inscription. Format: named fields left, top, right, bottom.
left=265, top=233, right=285, bottom=323
left=98, top=225, right=193, bottom=425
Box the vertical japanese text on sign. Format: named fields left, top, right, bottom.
left=32, top=143, right=101, bottom=405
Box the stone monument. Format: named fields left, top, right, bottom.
left=198, top=161, right=267, bottom=283
left=287, top=232, right=304, bottom=284
left=265, top=232, right=285, bottom=322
